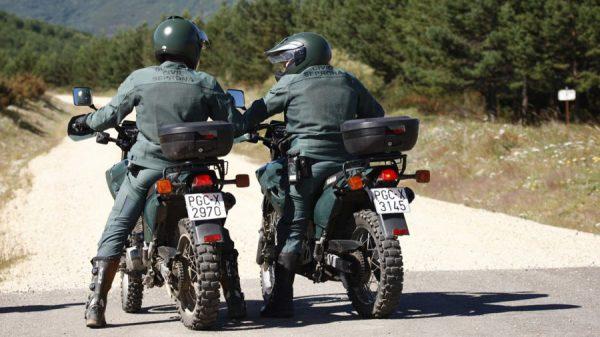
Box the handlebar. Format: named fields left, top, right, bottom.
left=94, top=121, right=138, bottom=154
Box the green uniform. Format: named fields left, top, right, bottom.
left=86, top=61, right=241, bottom=170
left=86, top=60, right=242, bottom=257
left=243, top=65, right=384, bottom=253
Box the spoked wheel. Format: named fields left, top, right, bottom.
left=258, top=208, right=278, bottom=302
left=176, top=233, right=220, bottom=330
left=120, top=217, right=144, bottom=313
left=345, top=210, right=404, bottom=318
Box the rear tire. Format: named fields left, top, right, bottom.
left=345, top=210, right=404, bottom=318
left=176, top=221, right=221, bottom=330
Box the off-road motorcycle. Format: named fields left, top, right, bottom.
left=244, top=117, right=429, bottom=318
left=68, top=87, right=250, bottom=330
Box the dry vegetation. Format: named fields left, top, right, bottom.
left=403, top=110, right=599, bottom=233
left=0, top=94, right=71, bottom=273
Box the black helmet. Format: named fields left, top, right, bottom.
left=153, top=16, right=209, bottom=69
left=265, top=32, right=332, bottom=80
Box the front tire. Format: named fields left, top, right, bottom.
left=120, top=217, right=144, bottom=313
left=176, top=225, right=221, bottom=330
left=120, top=271, right=144, bottom=313
left=258, top=208, right=278, bottom=302
left=345, top=210, right=404, bottom=318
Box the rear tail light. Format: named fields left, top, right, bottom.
left=203, top=234, right=222, bottom=243
left=192, top=174, right=214, bottom=188
left=415, top=170, right=430, bottom=183
left=347, top=175, right=364, bottom=190
left=378, top=168, right=399, bottom=182
left=156, top=179, right=172, bottom=195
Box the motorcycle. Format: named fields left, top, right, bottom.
left=68, top=87, right=250, bottom=329
left=244, top=116, right=429, bottom=318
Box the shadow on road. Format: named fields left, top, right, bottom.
left=396, top=291, right=579, bottom=319
left=0, top=302, right=84, bottom=314
left=141, top=291, right=579, bottom=330
left=0, top=291, right=578, bottom=330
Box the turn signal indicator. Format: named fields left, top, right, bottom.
left=347, top=175, right=364, bottom=190
left=415, top=170, right=430, bottom=183
left=156, top=179, right=173, bottom=195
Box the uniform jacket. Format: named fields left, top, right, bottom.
left=85, top=61, right=241, bottom=170
left=241, top=65, right=385, bottom=161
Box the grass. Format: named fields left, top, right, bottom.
left=392, top=109, right=599, bottom=233
left=0, top=94, right=72, bottom=273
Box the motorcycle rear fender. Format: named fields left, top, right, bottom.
left=105, top=159, right=129, bottom=199
left=365, top=187, right=410, bottom=240
left=189, top=220, right=226, bottom=245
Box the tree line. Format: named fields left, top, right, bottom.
left=1, top=1, right=598, bottom=123
left=201, top=0, right=599, bottom=123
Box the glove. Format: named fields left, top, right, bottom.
left=67, top=114, right=94, bottom=136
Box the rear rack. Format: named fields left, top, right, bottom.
left=342, top=153, right=407, bottom=178
left=163, top=159, right=228, bottom=189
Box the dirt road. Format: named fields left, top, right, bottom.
left=0, top=95, right=598, bottom=336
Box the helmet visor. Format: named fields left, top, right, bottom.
left=267, top=49, right=296, bottom=64
left=195, top=26, right=210, bottom=49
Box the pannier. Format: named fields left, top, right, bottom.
left=341, top=116, right=419, bottom=156
left=158, top=121, right=234, bottom=161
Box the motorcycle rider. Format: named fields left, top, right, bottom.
left=68, top=16, right=247, bottom=328
left=238, top=32, right=385, bottom=317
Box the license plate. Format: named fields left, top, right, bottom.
left=184, top=193, right=227, bottom=221
left=372, top=188, right=410, bottom=214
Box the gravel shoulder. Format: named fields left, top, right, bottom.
left=0, top=95, right=598, bottom=292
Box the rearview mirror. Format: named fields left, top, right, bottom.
left=73, top=87, right=93, bottom=107
left=227, top=89, right=245, bottom=109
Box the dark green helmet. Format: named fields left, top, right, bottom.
left=153, top=16, right=209, bottom=69
left=265, top=32, right=332, bottom=80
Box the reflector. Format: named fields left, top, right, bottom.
left=385, top=126, right=406, bottom=135
left=204, top=234, right=222, bottom=243
left=393, top=228, right=409, bottom=236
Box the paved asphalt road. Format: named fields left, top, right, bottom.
left=1, top=267, right=598, bottom=337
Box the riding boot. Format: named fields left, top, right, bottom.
left=85, top=256, right=120, bottom=328
left=221, top=249, right=247, bottom=319
left=260, top=253, right=298, bottom=318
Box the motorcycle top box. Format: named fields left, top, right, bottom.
left=159, top=121, right=234, bottom=161
left=341, top=116, right=419, bottom=156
